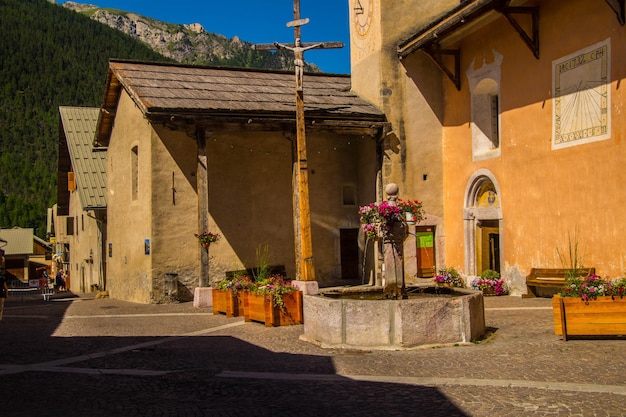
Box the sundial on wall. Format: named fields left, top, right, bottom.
left=351, top=0, right=376, bottom=61
left=552, top=39, right=611, bottom=149
left=353, top=0, right=373, bottom=37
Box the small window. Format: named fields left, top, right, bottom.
left=466, top=51, right=503, bottom=161
left=471, top=79, right=500, bottom=159
left=489, top=94, right=499, bottom=148
left=342, top=184, right=356, bottom=206
left=66, top=217, right=74, bottom=236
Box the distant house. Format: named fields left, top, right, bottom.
left=0, top=227, right=51, bottom=282
left=53, top=106, right=107, bottom=293
left=92, top=60, right=387, bottom=303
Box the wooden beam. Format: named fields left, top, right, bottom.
left=423, top=47, right=461, bottom=91
left=499, top=3, right=540, bottom=59
left=605, top=0, right=625, bottom=25
left=196, top=127, right=210, bottom=288
left=250, top=0, right=345, bottom=281
left=254, top=41, right=344, bottom=50
left=148, top=115, right=387, bottom=137
left=397, top=0, right=497, bottom=59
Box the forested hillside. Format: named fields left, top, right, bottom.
left=2, top=0, right=301, bottom=239
left=0, top=0, right=169, bottom=237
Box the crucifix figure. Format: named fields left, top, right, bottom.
left=255, top=0, right=343, bottom=282
left=275, top=38, right=322, bottom=91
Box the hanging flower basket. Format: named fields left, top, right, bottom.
left=359, top=199, right=424, bottom=240
left=398, top=199, right=423, bottom=225
left=361, top=222, right=383, bottom=240
left=195, top=231, right=220, bottom=248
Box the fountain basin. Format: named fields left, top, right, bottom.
left=301, top=286, right=485, bottom=350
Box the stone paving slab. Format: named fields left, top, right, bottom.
left=1, top=293, right=625, bottom=416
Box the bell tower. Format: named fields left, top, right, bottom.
left=349, top=0, right=382, bottom=104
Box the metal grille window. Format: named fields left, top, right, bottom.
left=489, top=93, right=500, bottom=148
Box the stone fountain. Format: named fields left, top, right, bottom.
left=301, top=184, right=486, bottom=350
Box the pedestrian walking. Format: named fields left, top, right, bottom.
left=55, top=270, right=66, bottom=291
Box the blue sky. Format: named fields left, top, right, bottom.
left=58, top=0, right=351, bottom=74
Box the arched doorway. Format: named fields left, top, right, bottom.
left=464, top=169, right=502, bottom=276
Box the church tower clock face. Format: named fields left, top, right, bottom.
left=353, top=0, right=373, bottom=37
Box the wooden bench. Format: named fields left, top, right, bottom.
left=524, top=267, right=595, bottom=298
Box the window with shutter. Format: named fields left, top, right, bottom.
left=66, top=217, right=74, bottom=236
left=68, top=172, right=76, bottom=191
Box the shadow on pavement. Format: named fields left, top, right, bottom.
left=0, top=296, right=469, bottom=417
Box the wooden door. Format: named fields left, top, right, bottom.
left=340, top=228, right=359, bottom=279
left=415, top=226, right=436, bottom=277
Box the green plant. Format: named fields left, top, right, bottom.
left=560, top=274, right=626, bottom=302
left=560, top=273, right=605, bottom=302
left=251, top=274, right=299, bottom=308
left=470, top=270, right=508, bottom=295
left=215, top=275, right=253, bottom=293
left=434, top=267, right=464, bottom=287
left=480, top=269, right=500, bottom=280
left=253, top=243, right=272, bottom=281
left=610, top=277, right=626, bottom=298
left=557, top=228, right=584, bottom=280
left=195, top=231, right=220, bottom=245
left=553, top=228, right=626, bottom=302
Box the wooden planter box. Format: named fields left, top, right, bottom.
left=552, top=294, right=626, bottom=340
left=244, top=291, right=303, bottom=327
left=212, top=289, right=244, bottom=317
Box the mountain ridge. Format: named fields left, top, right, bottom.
left=60, top=1, right=319, bottom=71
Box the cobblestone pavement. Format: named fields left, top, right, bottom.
left=1, top=292, right=625, bottom=416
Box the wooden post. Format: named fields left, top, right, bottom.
left=197, top=126, right=210, bottom=287
left=254, top=0, right=343, bottom=281
left=292, top=1, right=314, bottom=281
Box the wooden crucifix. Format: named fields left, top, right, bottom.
left=254, top=0, right=343, bottom=281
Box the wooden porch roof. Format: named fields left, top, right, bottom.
left=95, top=60, right=388, bottom=147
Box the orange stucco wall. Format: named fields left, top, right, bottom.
left=351, top=0, right=626, bottom=293
left=441, top=1, right=626, bottom=290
